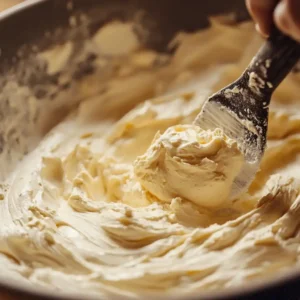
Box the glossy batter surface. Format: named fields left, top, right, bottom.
left=1, top=21, right=300, bottom=298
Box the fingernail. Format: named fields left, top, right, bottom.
left=255, top=23, right=269, bottom=38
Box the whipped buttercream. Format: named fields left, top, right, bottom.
left=134, top=125, right=244, bottom=207
left=1, top=20, right=300, bottom=299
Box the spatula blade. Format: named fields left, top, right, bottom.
left=194, top=99, right=262, bottom=199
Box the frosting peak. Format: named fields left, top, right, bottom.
left=134, top=125, right=244, bottom=208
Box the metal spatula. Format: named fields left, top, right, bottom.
left=194, top=28, right=300, bottom=199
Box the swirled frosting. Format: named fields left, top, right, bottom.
left=1, top=20, right=300, bottom=299
left=134, top=125, right=244, bottom=207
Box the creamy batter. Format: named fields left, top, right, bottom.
left=1, top=20, right=300, bottom=299
left=134, top=125, right=244, bottom=208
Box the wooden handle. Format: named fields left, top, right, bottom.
left=246, top=28, right=300, bottom=96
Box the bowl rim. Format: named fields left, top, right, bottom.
left=0, top=0, right=44, bottom=20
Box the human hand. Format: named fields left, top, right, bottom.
left=246, top=0, right=300, bottom=41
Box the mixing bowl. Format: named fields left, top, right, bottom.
left=0, top=1, right=299, bottom=299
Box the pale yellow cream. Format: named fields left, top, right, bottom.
left=134, top=125, right=244, bottom=208
left=1, top=20, right=300, bottom=299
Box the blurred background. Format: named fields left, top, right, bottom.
left=0, top=0, right=23, bottom=12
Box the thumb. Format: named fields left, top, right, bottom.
left=274, top=0, right=300, bottom=41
